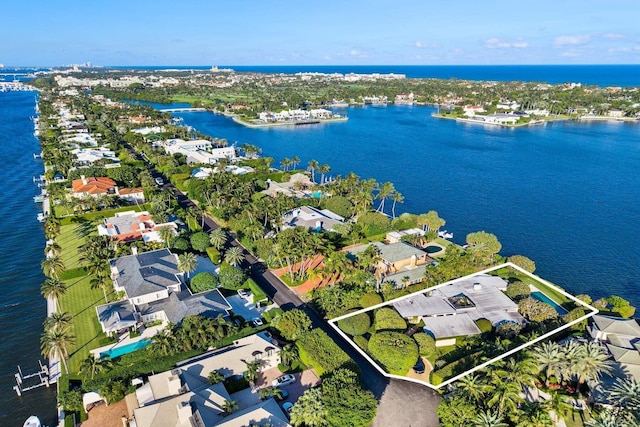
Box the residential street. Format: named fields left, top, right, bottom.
left=135, top=147, right=441, bottom=426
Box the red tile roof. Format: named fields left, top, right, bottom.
left=71, top=177, right=116, bottom=195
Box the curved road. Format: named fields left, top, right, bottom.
left=132, top=145, right=441, bottom=426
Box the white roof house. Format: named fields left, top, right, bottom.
left=163, top=139, right=236, bottom=164
left=130, top=332, right=288, bottom=427
left=393, top=274, right=524, bottom=346
left=71, top=146, right=118, bottom=165
left=282, top=206, right=345, bottom=232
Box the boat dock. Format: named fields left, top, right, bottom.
left=12, top=361, right=52, bottom=396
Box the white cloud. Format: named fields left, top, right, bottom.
left=603, top=33, right=624, bottom=40
left=415, top=41, right=439, bottom=49
left=349, top=49, right=368, bottom=58
left=608, top=47, right=631, bottom=53
left=560, top=50, right=581, bottom=57
left=350, top=49, right=360, bottom=56
left=554, top=34, right=590, bottom=47
left=484, top=37, right=529, bottom=49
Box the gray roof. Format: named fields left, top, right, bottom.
left=423, top=313, right=481, bottom=339
left=373, top=241, right=428, bottom=264
left=110, top=249, right=181, bottom=298
left=394, top=294, right=455, bottom=318
left=282, top=206, right=344, bottom=231
left=96, top=300, right=137, bottom=332
left=592, top=315, right=640, bottom=337
left=139, top=288, right=231, bottom=325
left=606, top=343, right=640, bottom=365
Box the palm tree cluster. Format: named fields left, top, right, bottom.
left=149, top=315, right=239, bottom=356
left=80, top=235, right=117, bottom=303
left=439, top=340, right=614, bottom=427
left=585, top=377, right=640, bottom=427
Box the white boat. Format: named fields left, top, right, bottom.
left=37, top=213, right=47, bottom=222
left=23, top=415, right=41, bottom=427
left=437, top=230, right=454, bottom=239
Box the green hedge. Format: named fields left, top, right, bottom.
left=374, top=307, right=407, bottom=331
left=338, top=312, right=371, bottom=336
left=190, top=272, right=218, bottom=293
left=367, top=331, right=418, bottom=375
left=360, top=293, right=383, bottom=308
left=413, top=332, right=436, bottom=357
left=171, top=173, right=191, bottom=191
left=245, top=278, right=267, bottom=303
left=296, top=329, right=352, bottom=376
left=353, top=335, right=369, bottom=352
left=206, top=247, right=221, bottom=264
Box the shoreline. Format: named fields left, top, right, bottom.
left=230, top=114, right=348, bottom=128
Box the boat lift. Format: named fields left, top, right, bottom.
left=13, top=361, right=50, bottom=396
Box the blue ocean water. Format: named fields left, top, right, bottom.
left=118, top=65, right=640, bottom=87
left=168, top=105, right=640, bottom=309
left=0, top=91, right=57, bottom=425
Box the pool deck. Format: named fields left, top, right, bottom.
left=89, top=324, right=164, bottom=359
left=528, top=285, right=568, bottom=314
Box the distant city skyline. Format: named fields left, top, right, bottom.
left=2, top=0, right=640, bottom=67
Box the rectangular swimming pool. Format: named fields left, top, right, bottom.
left=100, top=338, right=152, bottom=360
left=531, top=291, right=568, bottom=315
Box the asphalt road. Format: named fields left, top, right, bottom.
left=132, top=145, right=441, bottom=426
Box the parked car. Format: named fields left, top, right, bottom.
left=276, top=389, right=289, bottom=401
left=154, top=177, right=164, bottom=186
left=272, top=374, right=296, bottom=388
left=281, top=401, right=294, bottom=414
left=413, top=358, right=425, bottom=375
left=252, top=317, right=264, bottom=327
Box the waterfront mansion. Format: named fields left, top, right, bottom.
left=96, top=248, right=231, bottom=335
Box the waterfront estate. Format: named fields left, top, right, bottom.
left=331, top=263, right=598, bottom=389
left=97, top=248, right=231, bottom=335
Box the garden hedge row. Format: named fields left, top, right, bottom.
left=296, top=329, right=353, bottom=376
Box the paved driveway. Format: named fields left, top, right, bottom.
left=373, top=379, right=441, bottom=427
left=226, top=294, right=263, bottom=322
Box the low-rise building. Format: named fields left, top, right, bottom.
left=282, top=206, right=344, bottom=232
left=97, top=211, right=177, bottom=243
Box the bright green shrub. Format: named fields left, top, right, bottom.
left=413, top=332, right=436, bottom=357
left=206, top=247, right=221, bottom=264
left=360, top=293, right=383, bottom=308
left=475, top=318, right=493, bottom=333
left=616, top=305, right=636, bottom=318
left=190, top=272, right=218, bottom=293
left=374, top=307, right=406, bottom=331
left=353, top=336, right=369, bottom=352
left=504, top=281, right=530, bottom=300
left=367, top=331, right=418, bottom=375
left=338, top=312, right=371, bottom=336
left=296, top=329, right=351, bottom=376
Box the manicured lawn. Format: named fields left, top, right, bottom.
left=57, top=224, right=86, bottom=271
left=59, top=274, right=110, bottom=373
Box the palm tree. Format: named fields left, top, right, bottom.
left=292, top=156, right=300, bottom=170
left=259, top=386, right=283, bottom=400
left=90, top=271, right=111, bottom=303
left=391, top=191, right=404, bottom=219
left=280, top=158, right=292, bottom=171
left=44, top=241, right=62, bottom=257
left=608, top=377, right=640, bottom=413
left=43, top=311, right=73, bottom=332
left=572, top=341, right=614, bottom=384
left=280, top=344, right=299, bottom=368
left=487, top=377, right=522, bottom=418
left=157, top=225, right=175, bottom=248
left=318, top=164, right=330, bottom=184
left=41, top=327, right=76, bottom=374
left=79, top=355, right=112, bottom=380
left=531, top=341, right=563, bottom=385
left=178, top=252, right=198, bottom=283
left=222, top=399, right=238, bottom=415
left=375, top=182, right=395, bottom=214
left=307, top=159, right=319, bottom=183
left=472, top=411, right=509, bottom=427
left=208, top=369, right=225, bottom=384
left=456, top=373, right=491, bottom=405
left=41, top=255, right=65, bottom=279
left=41, top=278, right=67, bottom=310
left=244, top=359, right=263, bottom=385
left=209, top=228, right=227, bottom=250
left=43, top=217, right=61, bottom=240
left=224, top=246, right=244, bottom=267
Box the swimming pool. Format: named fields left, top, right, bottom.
left=425, top=245, right=443, bottom=254
left=100, top=338, right=152, bottom=360
left=531, top=291, right=568, bottom=315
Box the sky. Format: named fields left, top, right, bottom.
left=2, top=0, right=640, bottom=66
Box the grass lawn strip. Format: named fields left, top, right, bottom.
left=57, top=224, right=85, bottom=271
